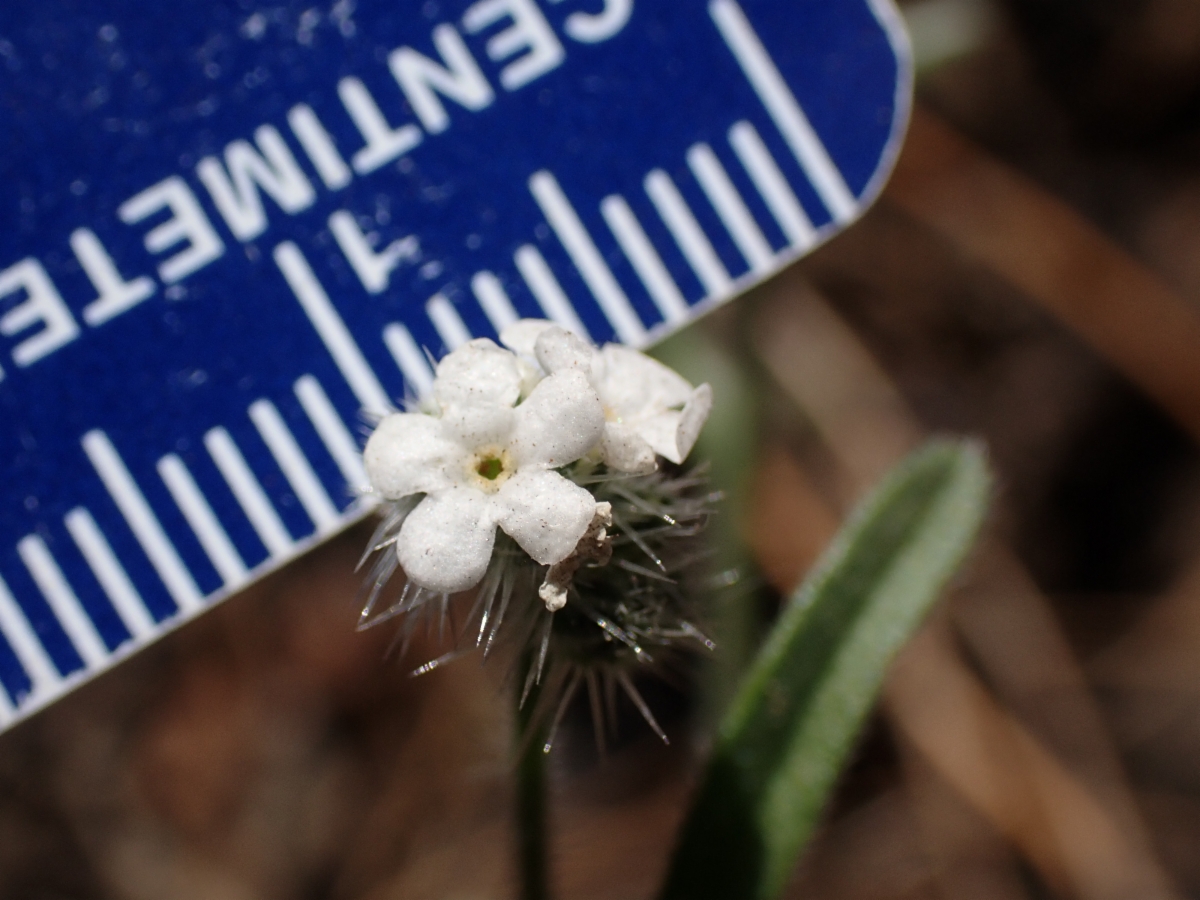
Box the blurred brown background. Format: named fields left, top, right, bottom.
left=7, top=0, right=1200, bottom=897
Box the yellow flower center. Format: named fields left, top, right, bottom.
left=477, top=457, right=504, bottom=480
left=466, top=445, right=514, bottom=493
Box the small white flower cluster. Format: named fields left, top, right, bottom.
left=363, top=320, right=713, bottom=610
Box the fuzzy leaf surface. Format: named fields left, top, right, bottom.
left=659, top=440, right=992, bottom=900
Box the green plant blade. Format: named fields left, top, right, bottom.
left=659, top=439, right=992, bottom=900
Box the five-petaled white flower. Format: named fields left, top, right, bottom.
left=500, top=320, right=714, bottom=475
left=364, top=338, right=605, bottom=595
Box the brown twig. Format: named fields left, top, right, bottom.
left=887, top=106, right=1200, bottom=446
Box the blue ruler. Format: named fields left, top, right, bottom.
left=0, top=0, right=911, bottom=730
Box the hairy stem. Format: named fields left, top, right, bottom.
left=516, top=652, right=550, bottom=900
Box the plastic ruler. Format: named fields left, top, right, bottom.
left=0, top=0, right=911, bottom=731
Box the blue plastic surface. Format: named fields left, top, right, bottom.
left=0, top=0, right=911, bottom=729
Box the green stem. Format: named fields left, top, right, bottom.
left=516, top=653, right=550, bottom=900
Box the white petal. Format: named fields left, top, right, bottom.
left=434, top=338, right=522, bottom=409
left=396, top=487, right=497, bottom=593
left=496, top=470, right=596, bottom=565
left=636, top=411, right=685, bottom=463
left=499, top=319, right=557, bottom=359
left=440, top=402, right=515, bottom=449
left=631, top=383, right=712, bottom=463
left=600, top=422, right=658, bottom=474
left=533, top=326, right=597, bottom=375
left=675, top=383, right=713, bottom=462
left=509, top=369, right=605, bottom=469
left=364, top=413, right=461, bottom=499
left=597, top=344, right=694, bottom=422
left=516, top=357, right=543, bottom=399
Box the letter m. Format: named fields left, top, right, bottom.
left=197, top=125, right=316, bottom=241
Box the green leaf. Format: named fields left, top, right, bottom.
left=659, top=440, right=992, bottom=900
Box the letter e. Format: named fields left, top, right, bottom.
left=118, top=176, right=226, bottom=284
left=0, top=258, right=81, bottom=367
left=463, top=0, right=565, bottom=91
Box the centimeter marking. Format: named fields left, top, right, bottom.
left=82, top=430, right=206, bottom=614
left=274, top=242, right=393, bottom=417
left=205, top=425, right=297, bottom=558
left=249, top=399, right=342, bottom=533
left=711, top=0, right=859, bottom=224
left=16, top=535, right=109, bottom=669
left=0, top=0, right=886, bottom=727
left=64, top=507, right=157, bottom=641
left=600, top=194, right=691, bottom=326
left=646, top=168, right=733, bottom=296
left=294, top=375, right=369, bottom=488
left=158, top=453, right=251, bottom=587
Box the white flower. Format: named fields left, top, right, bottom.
left=500, top=320, right=713, bottom=475
left=364, top=338, right=605, bottom=594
